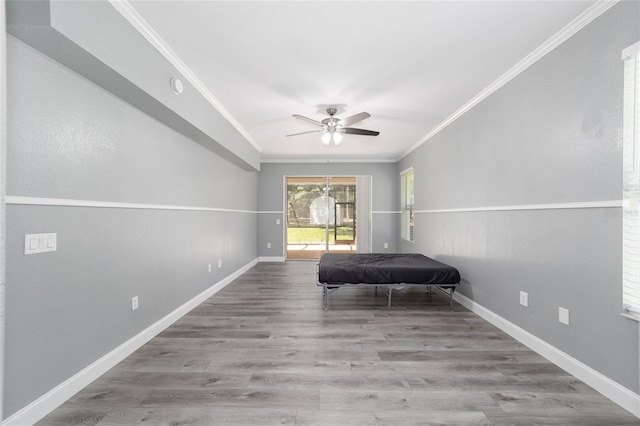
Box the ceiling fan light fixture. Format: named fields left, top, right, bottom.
left=332, top=132, right=343, bottom=145
left=321, top=132, right=332, bottom=145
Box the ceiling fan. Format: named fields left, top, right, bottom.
left=286, top=107, right=380, bottom=145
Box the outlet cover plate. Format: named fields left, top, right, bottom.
left=25, top=233, right=57, bottom=255
left=559, top=307, right=569, bottom=325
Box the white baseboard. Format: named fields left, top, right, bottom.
left=2, top=258, right=259, bottom=426
left=453, top=292, right=640, bottom=418
left=258, top=256, right=285, bottom=262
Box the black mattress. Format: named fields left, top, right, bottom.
left=318, top=253, right=460, bottom=285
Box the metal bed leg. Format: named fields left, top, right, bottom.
left=375, top=286, right=378, bottom=296
left=388, top=287, right=393, bottom=308
left=324, top=283, right=328, bottom=311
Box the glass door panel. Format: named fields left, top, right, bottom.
left=286, top=177, right=328, bottom=260
left=286, top=176, right=357, bottom=260
left=328, top=177, right=356, bottom=251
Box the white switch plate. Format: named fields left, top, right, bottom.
left=208, top=263, right=212, bottom=272
left=276, top=218, right=281, bottom=225
left=25, top=233, right=57, bottom=255
left=384, top=242, right=389, bottom=249
left=267, top=242, right=271, bottom=249
left=559, top=307, right=570, bottom=325
left=218, top=259, right=222, bottom=268
left=131, top=296, right=139, bottom=311
left=519, top=291, right=529, bottom=307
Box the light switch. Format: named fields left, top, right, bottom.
left=25, top=233, right=57, bottom=255
left=276, top=219, right=281, bottom=225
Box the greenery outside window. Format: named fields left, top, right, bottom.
left=401, top=167, right=414, bottom=242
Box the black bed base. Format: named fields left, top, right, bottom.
left=316, top=253, right=460, bottom=310
left=316, top=271, right=457, bottom=310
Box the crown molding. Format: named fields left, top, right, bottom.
left=107, top=0, right=262, bottom=153
left=399, top=0, right=620, bottom=161
left=260, top=157, right=397, bottom=164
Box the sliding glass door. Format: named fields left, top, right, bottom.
left=286, top=176, right=358, bottom=260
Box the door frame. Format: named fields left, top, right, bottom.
left=283, top=175, right=371, bottom=260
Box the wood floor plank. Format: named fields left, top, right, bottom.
left=295, top=409, right=493, bottom=426
left=96, top=408, right=296, bottom=425
left=138, top=388, right=320, bottom=409
left=94, top=371, right=253, bottom=390
left=35, top=261, right=638, bottom=425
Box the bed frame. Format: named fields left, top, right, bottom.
left=316, top=253, right=460, bottom=310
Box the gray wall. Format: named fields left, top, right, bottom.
left=398, top=1, right=639, bottom=392
left=258, top=162, right=397, bottom=258
left=7, top=0, right=260, bottom=171
left=5, top=37, right=258, bottom=418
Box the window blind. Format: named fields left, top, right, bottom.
left=622, top=42, right=640, bottom=317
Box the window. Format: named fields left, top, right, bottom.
left=622, top=41, right=640, bottom=319
left=401, top=167, right=414, bottom=242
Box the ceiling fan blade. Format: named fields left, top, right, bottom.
left=286, top=130, right=323, bottom=137
left=292, top=114, right=324, bottom=127
left=343, top=127, right=380, bottom=136
left=340, top=112, right=371, bottom=127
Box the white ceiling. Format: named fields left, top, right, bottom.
left=129, top=0, right=596, bottom=162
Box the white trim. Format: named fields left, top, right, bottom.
left=258, top=256, right=286, bottom=262
left=453, top=292, right=640, bottom=418
left=0, top=1, right=6, bottom=421
left=260, top=158, right=397, bottom=164
left=622, top=41, right=640, bottom=60
left=258, top=211, right=284, bottom=214
left=373, top=211, right=400, bottom=214
left=415, top=200, right=622, bottom=214
left=2, top=258, right=259, bottom=426
left=400, top=165, right=414, bottom=175
left=399, top=0, right=620, bottom=160
left=621, top=311, right=640, bottom=322
left=107, top=0, right=261, bottom=153
left=6, top=196, right=256, bottom=214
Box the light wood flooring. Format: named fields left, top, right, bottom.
left=38, top=261, right=639, bottom=425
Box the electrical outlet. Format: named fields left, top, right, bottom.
left=276, top=219, right=281, bottom=225
left=519, top=291, right=528, bottom=307
left=131, top=296, right=139, bottom=311
left=267, top=242, right=271, bottom=249
left=208, top=263, right=212, bottom=272
left=384, top=242, right=389, bottom=249
left=218, top=259, right=222, bottom=268
left=559, top=307, right=569, bottom=325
